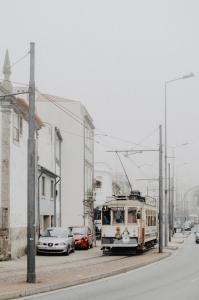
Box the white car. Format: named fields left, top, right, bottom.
left=37, top=227, right=75, bottom=255
left=195, top=232, right=199, bottom=244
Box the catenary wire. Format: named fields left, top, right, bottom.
left=11, top=51, right=30, bottom=68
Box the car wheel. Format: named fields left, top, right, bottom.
left=65, top=246, right=70, bottom=256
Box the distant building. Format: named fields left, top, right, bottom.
left=94, top=162, right=112, bottom=205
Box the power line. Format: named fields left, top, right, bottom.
left=36, top=89, right=86, bottom=126
left=11, top=51, right=30, bottom=68
left=0, top=80, right=159, bottom=151
left=137, top=127, right=159, bottom=146
left=0, top=78, right=29, bottom=86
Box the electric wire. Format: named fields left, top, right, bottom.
left=0, top=80, right=159, bottom=151
left=11, top=51, right=30, bottom=68
left=0, top=78, right=160, bottom=190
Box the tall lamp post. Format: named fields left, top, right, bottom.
left=168, top=143, right=189, bottom=237
left=164, top=72, right=194, bottom=246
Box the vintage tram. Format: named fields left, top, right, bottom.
left=101, top=191, right=158, bottom=254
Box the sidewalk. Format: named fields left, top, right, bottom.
left=0, top=236, right=183, bottom=300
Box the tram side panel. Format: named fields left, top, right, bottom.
left=143, top=208, right=158, bottom=248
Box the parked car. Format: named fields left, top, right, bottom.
left=37, top=227, right=75, bottom=255
left=195, top=231, right=199, bottom=243
left=70, top=226, right=94, bottom=250
left=184, top=221, right=191, bottom=231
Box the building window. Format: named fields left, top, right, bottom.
left=42, top=176, right=45, bottom=196
left=51, top=180, right=54, bottom=198
left=13, top=112, right=19, bottom=142
left=96, top=180, right=102, bottom=188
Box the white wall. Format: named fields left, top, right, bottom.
left=95, top=163, right=112, bottom=206
left=0, top=96, right=2, bottom=207
left=10, top=111, right=28, bottom=228
left=37, top=98, right=85, bottom=227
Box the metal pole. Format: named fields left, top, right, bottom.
left=164, top=82, right=168, bottom=247
left=171, top=177, right=174, bottom=235
left=27, top=42, right=36, bottom=283
left=159, top=125, right=163, bottom=253
left=171, top=148, right=175, bottom=235
left=182, top=192, right=185, bottom=235
left=54, top=177, right=61, bottom=227
left=168, top=163, right=171, bottom=242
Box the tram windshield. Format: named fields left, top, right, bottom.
left=102, top=207, right=111, bottom=225
left=112, top=208, right=125, bottom=224
left=128, top=208, right=137, bottom=224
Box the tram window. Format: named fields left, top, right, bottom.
left=128, top=208, right=137, bottom=223
left=137, top=210, right=141, bottom=219
left=146, top=210, right=148, bottom=226
left=112, top=208, right=125, bottom=224
left=102, top=207, right=111, bottom=225
left=94, top=208, right=101, bottom=221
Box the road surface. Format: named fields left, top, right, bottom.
left=23, top=234, right=199, bottom=300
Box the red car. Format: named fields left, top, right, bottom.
left=70, top=226, right=94, bottom=250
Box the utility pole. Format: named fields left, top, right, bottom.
left=27, top=42, right=36, bottom=283
left=159, top=125, right=163, bottom=253
left=164, top=82, right=168, bottom=247
left=168, top=163, right=172, bottom=242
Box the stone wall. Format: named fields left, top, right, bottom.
left=10, top=227, right=27, bottom=259
left=0, top=229, right=10, bottom=260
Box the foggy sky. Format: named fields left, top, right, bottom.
left=1, top=0, right=199, bottom=196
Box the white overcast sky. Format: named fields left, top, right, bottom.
left=1, top=0, right=199, bottom=195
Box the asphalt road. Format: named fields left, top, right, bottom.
left=24, top=234, right=199, bottom=300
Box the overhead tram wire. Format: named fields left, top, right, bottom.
left=0, top=78, right=29, bottom=87
left=125, top=155, right=158, bottom=196
left=136, top=127, right=159, bottom=146
left=11, top=51, right=30, bottom=68
left=36, top=89, right=86, bottom=128
left=1, top=79, right=159, bottom=194
left=1, top=81, right=159, bottom=158
left=36, top=89, right=151, bottom=150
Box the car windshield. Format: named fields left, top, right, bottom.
left=41, top=228, right=68, bottom=238
left=71, top=227, right=86, bottom=235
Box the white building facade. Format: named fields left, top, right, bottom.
left=0, top=51, right=43, bottom=259
left=36, top=94, right=95, bottom=230
left=94, top=162, right=113, bottom=206
left=0, top=50, right=95, bottom=259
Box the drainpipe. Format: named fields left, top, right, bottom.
left=38, top=171, right=44, bottom=237
left=54, top=176, right=61, bottom=227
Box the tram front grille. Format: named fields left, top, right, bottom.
left=102, top=237, right=114, bottom=244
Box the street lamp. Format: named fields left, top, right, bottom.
left=164, top=73, right=194, bottom=247
left=167, top=142, right=189, bottom=238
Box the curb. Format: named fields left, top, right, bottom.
left=0, top=252, right=171, bottom=300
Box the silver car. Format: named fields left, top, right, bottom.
left=37, top=227, right=75, bottom=255
left=195, top=231, right=199, bottom=244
